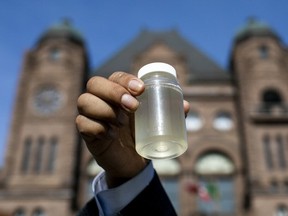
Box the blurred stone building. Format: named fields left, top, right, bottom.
left=0, top=19, right=287, bottom=216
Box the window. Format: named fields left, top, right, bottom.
left=270, top=180, right=279, bottom=193
left=46, top=137, right=58, bottom=172
left=259, top=45, right=269, bottom=59
left=194, top=153, right=236, bottom=215
left=263, top=89, right=282, bottom=104
left=197, top=178, right=235, bottom=215
left=276, top=205, right=288, bottom=216
left=276, top=135, right=286, bottom=169
left=195, top=153, right=235, bottom=175
left=49, top=48, right=61, bottom=61
left=14, top=208, right=25, bottom=216
left=186, top=111, right=203, bottom=131
left=86, top=159, right=103, bottom=176
left=153, top=159, right=181, bottom=176
left=32, top=208, right=45, bottom=216
left=263, top=135, right=273, bottom=170
left=34, top=136, right=45, bottom=173
left=284, top=180, right=288, bottom=193
left=213, top=112, right=233, bottom=131
left=21, top=137, right=32, bottom=173
left=260, top=89, right=283, bottom=113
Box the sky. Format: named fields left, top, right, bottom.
left=0, top=0, right=287, bottom=166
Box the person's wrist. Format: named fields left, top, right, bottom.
left=105, top=157, right=149, bottom=188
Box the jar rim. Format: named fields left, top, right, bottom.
left=138, top=62, right=177, bottom=78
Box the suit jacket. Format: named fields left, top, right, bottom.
left=77, top=172, right=177, bottom=216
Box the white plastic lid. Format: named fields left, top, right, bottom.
left=138, top=62, right=177, bottom=78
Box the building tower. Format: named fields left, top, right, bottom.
left=231, top=18, right=288, bottom=215
left=0, top=20, right=89, bottom=216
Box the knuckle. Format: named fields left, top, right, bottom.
left=86, top=76, right=99, bottom=92
left=109, top=71, right=126, bottom=82
left=75, top=115, right=107, bottom=137
left=77, top=93, right=89, bottom=105
left=109, top=85, right=126, bottom=98
left=77, top=93, right=89, bottom=111
left=75, top=115, right=85, bottom=131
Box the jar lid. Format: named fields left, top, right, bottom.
left=138, top=62, right=177, bottom=78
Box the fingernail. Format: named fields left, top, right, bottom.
left=121, top=94, right=139, bottom=112
left=128, top=79, right=144, bottom=92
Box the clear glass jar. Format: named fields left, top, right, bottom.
left=135, top=62, right=187, bottom=159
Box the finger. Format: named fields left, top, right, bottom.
left=184, top=100, right=190, bottom=117
left=86, top=76, right=140, bottom=112
left=75, top=115, right=110, bottom=142
left=109, top=71, right=144, bottom=96
left=77, top=93, right=118, bottom=124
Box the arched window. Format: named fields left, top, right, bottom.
left=261, top=89, right=283, bottom=113
left=153, top=159, right=181, bottom=176
left=21, top=137, right=32, bottom=173
left=284, top=180, right=288, bottom=193
left=263, top=135, right=273, bottom=170
left=32, top=208, right=45, bottom=216
left=186, top=111, right=203, bottom=131
left=49, top=48, right=61, bottom=61
left=46, top=136, right=58, bottom=172
left=195, top=153, right=235, bottom=175
left=194, top=152, right=235, bottom=215
left=34, top=136, right=45, bottom=173
left=259, top=45, right=269, bottom=59
left=14, top=208, right=25, bottom=216
left=276, top=135, right=286, bottom=169
left=276, top=205, right=288, bottom=216
left=270, top=180, right=279, bottom=193
left=213, top=112, right=233, bottom=131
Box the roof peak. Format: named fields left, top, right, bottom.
left=37, top=18, right=85, bottom=46
left=234, top=18, right=280, bottom=43
left=94, top=29, right=229, bottom=82
left=234, top=16, right=279, bottom=43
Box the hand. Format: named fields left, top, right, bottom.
left=76, top=72, right=190, bottom=187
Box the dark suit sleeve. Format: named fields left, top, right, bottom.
left=77, top=197, right=99, bottom=216
left=119, top=171, right=177, bottom=216
left=77, top=171, right=177, bottom=216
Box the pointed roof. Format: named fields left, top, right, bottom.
left=37, top=19, right=85, bottom=46
left=94, top=30, right=230, bottom=82
left=234, top=18, right=280, bottom=44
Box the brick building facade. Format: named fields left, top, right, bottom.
left=0, top=19, right=287, bottom=216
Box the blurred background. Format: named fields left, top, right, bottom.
left=0, top=1, right=288, bottom=216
